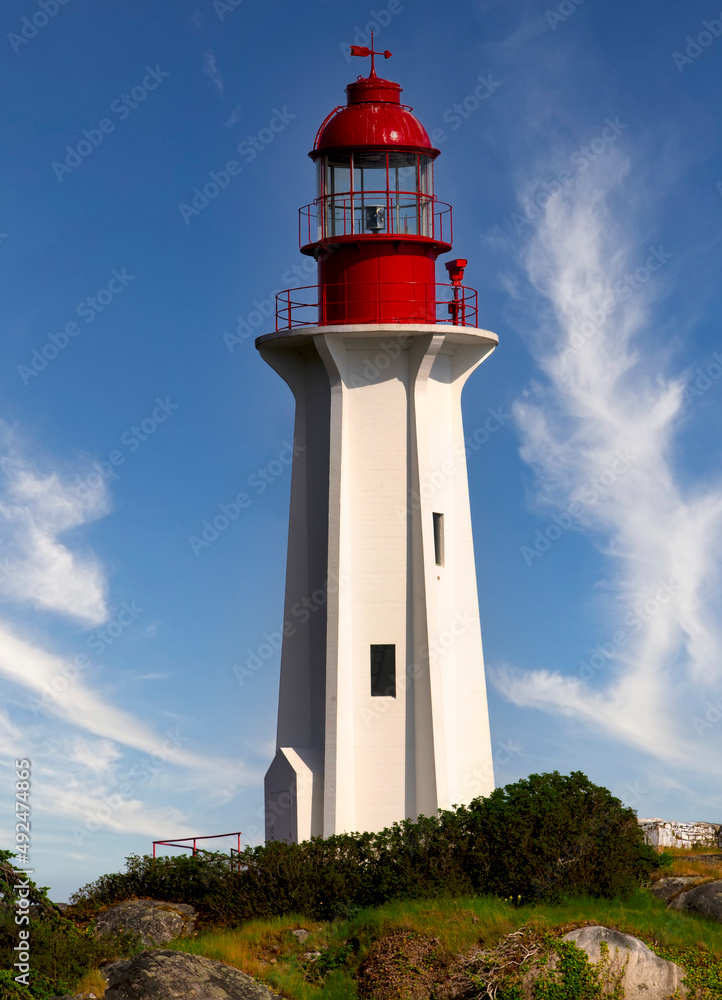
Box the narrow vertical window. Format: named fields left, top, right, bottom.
left=370, top=644, right=396, bottom=697
left=433, top=512, right=445, bottom=566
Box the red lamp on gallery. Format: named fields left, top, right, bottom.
left=276, top=41, right=477, bottom=329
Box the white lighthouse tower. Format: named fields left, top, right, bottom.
left=259, top=47, right=497, bottom=842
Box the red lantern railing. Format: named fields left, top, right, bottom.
left=299, top=196, right=452, bottom=249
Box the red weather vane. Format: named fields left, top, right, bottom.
left=349, top=31, right=392, bottom=76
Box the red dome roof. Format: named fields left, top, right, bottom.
left=312, top=72, right=438, bottom=158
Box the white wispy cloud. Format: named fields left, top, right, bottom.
left=492, top=149, right=722, bottom=768
left=203, top=51, right=224, bottom=97
left=70, top=736, right=121, bottom=773
left=0, top=429, right=257, bottom=848
left=33, top=767, right=199, bottom=841
left=0, top=620, right=259, bottom=845
left=0, top=705, right=21, bottom=758
left=0, top=430, right=109, bottom=625
left=224, top=103, right=243, bottom=128
left=0, top=619, right=254, bottom=784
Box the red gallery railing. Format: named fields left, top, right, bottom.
left=275, top=281, right=478, bottom=331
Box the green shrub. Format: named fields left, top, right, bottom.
left=0, top=970, right=30, bottom=1000
left=0, top=851, right=137, bottom=1000
left=1, top=850, right=54, bottom=916
left=69, top=849, right=234, bottom=919
left=0, top=910, right=134, bottom=999
left=456, top=771, right=659, bottom=902
left=68, top=772, right=661, bottom=925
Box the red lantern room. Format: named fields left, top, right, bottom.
left=276, top=44, right=478, bottom=330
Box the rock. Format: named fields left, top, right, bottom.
left=105, top=950, right=277, bottom=1000
left=303, top=951, right=321, bottom=960
left=93, top=898, right=197, bottom=947
left=669, top=879, right=722, bottom=921
left=291, top=927, right=309, bottom=943
left=562, top=926, right=687, bottom=999
left=650, top=875, right=703, bottom=902
left=639, top=818, right=722, bottom=850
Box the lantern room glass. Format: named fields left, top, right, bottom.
left=317, top=152, right=434, bottom=239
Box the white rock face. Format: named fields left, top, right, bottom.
left=639, top=818, right=721, bottom=850
left=562, top=926, right=687, bottom=999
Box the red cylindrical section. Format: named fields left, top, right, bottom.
left=319, top=243, right=436, bottom=324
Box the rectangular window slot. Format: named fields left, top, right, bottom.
left=433, top=512, right=445, bottom=566
left=370, top=644, right=396, bottom=697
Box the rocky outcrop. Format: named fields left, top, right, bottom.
left=104, top=950, right=277, bottom=1000
left=93, top=898, right=197, bottom=946
left=561, top=926, right=687, bottom=999
left=639, top=818, right=722, bottom=850
left=670, top=879, right=722, bottom=922
left=650, top=875, right=704, bottom=903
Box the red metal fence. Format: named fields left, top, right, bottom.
left=152, top=831, right=242, bottom=862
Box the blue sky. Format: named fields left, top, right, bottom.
left=1, top=0, right=721, bottom=902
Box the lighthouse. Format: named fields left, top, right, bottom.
left=258, top=45, right=497, bottom=842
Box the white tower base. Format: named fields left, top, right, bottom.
left=258, top=324, right=497, bottom=841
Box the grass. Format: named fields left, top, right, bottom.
left=664, top=846, right=722, bottom=857
left=663, top=854, right=722, bottom=880
left=169, top=913, right=359, bottom=1000
left=166, top=890, right=722, bottom=999
left=73, top=967, right=109, bottom=997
